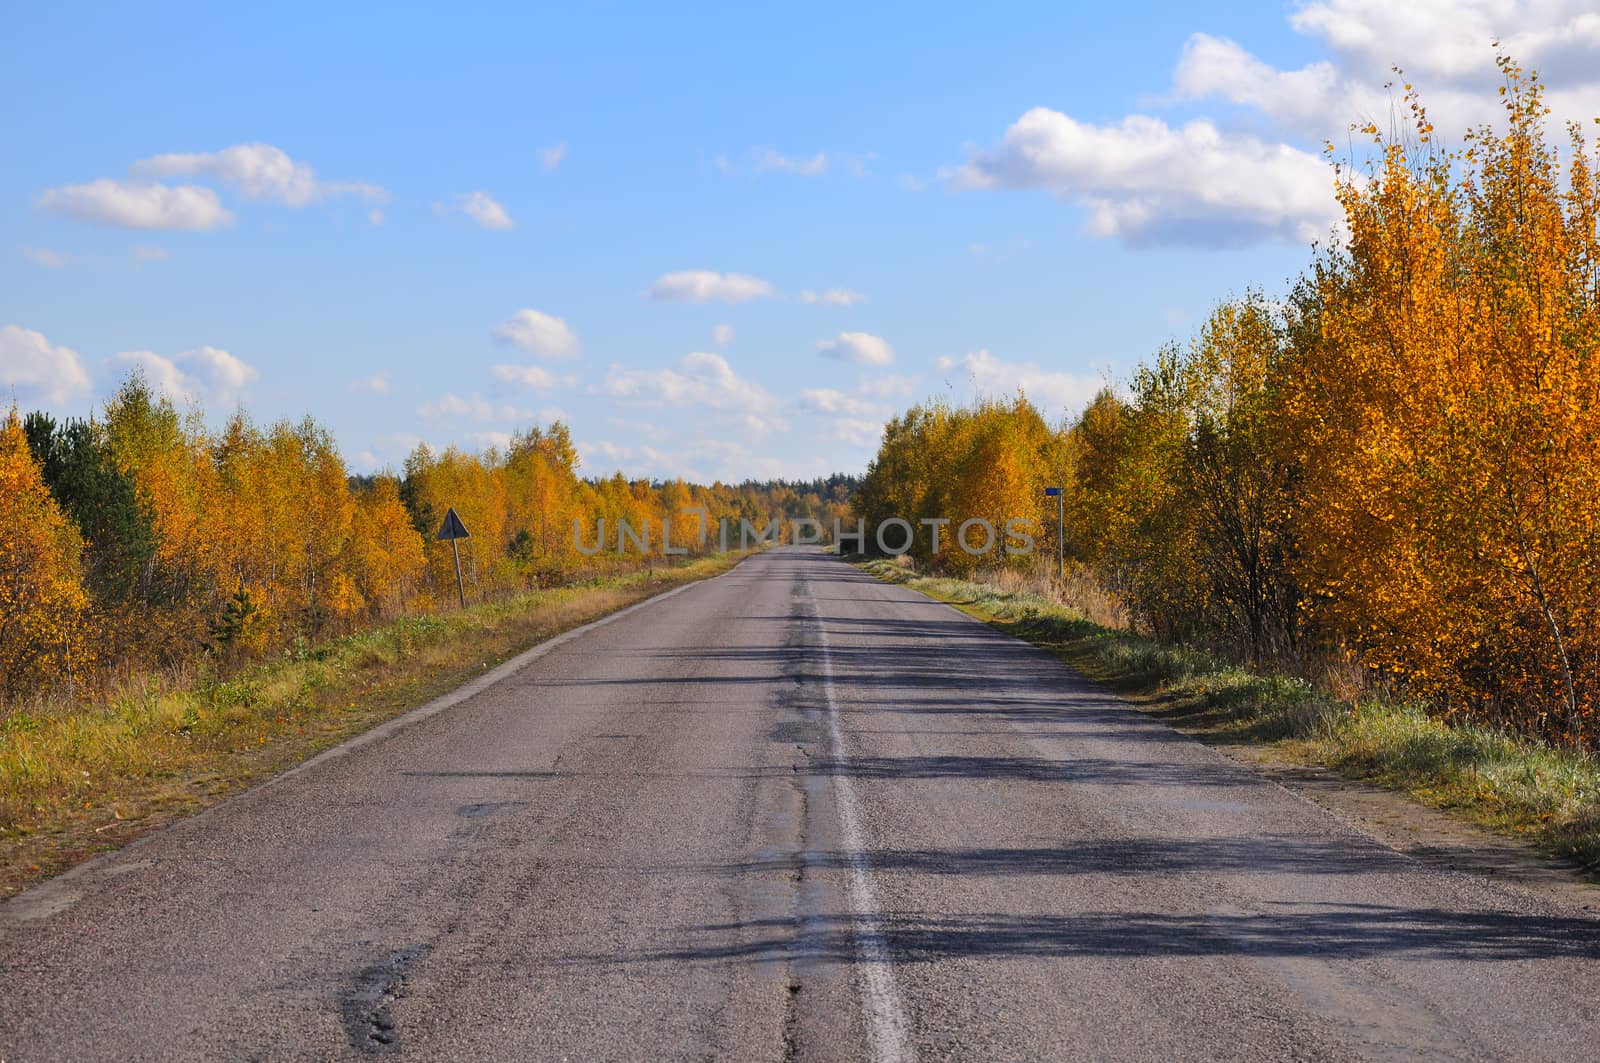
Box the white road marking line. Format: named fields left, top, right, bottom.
left=808, top=580, right=915, bottom=1063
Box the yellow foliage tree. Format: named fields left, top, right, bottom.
left=347, top=477, right=426, bottom=616
left=0, top=410, right=91, bottom=694
left=1284, top=61, right=1600, bottom=741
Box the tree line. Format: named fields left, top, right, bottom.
left=857, top=60, right=1600, bottom=748
left=0, top=379, right=854, bottom=698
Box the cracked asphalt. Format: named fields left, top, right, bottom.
left=3, top=547, right=1599, bottom=1060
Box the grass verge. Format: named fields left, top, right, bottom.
left=857, top=557, right=1600, bottom=872
left=0, top=553, right=745, bottom=897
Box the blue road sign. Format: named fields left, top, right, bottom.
left=1043, top=486, right=1062, bottom=496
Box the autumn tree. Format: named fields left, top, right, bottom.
left=346, top=477, right=426, bottom=615
left=1180, top=296, right=1303, bottom=661
left=402, top=444, right=509, bottom=597
left=1282, top=61, right=1600, bottom=741
left=101, top=372, right=207, bottom=607
left=0, top=410, right=91, bottom=694
left=22, top=412, right=155, bottom=605
left=504, top=423, right=581, bottom=576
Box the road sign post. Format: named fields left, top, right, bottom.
left=436, top=507, right=471, bottom=609
left=1044, top=487, right=1063, bottom=582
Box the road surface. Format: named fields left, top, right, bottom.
left=3, top=547, right=1599, bottom=1060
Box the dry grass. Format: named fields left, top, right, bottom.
left=860, top=558, right=1600, bottom=871
left=0, top=553, right=745, bottom=897
left=986, top=562, right=1130, bottom=630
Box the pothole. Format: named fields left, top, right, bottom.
left=340, top=944, right=428, bottom=1054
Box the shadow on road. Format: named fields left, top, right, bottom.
left=679, top=836, right=1404, bottom=879
left=565, top=904, right=1600, bottom=967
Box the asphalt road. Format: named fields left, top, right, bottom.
left=3, top=547, right=1599, bottom=1061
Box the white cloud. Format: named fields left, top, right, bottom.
left=601, top=352, right=778, bottom=416
left=711, top=323, right=734, bottom=346
left=180, top=346, right=256, bottom=401
left=115, top=353, right=188, bottom=402
left=579, top=439, right=634, bottom=469
left=418, top=393, right=491, bottom=421
left=475, top=431, right=515, bottom=452
left=21, top=247, right=67, bottom=268
left=647, top=270, right=774, bottom=303
left=114, top=345, right=258, bottom=407
left=456, top=191, right=514, bottom=231
left=1291, top=0, right=1600, bottom=86
left=799, top=288, right=865, bottom=306
left=493, top=309, right=578, bottom=357
left=857, top=373, right=919, bottom=398
left=1172, top=34, right=1349, bottom=134
left=943, top=3, right=1600, bottom=248
left=577, top=437, right=822, bottom=483
left=1172, top=4, right=1600, bottom=141
left=488, top=364, right=577, bottom=389
left=0, top=325, right=91, bottom=405
left=132, top=143, right=385, bottom=206
left=368, top=208, right=385, bottom=226
left=816, top=331, right=894, bottom=366
left=935, top=349, right=1101, bottom=415
left=792, top=381, right=904, bottom=451
left=607, top=417, right=670, bottom=443
left=794, top=387, right=879, bottom=418
left=540, top=142, right=567, bottom=170
left=39, top=180, right=233, bottom=231
left=826, top=418, right=884, bottom=448
left=753, top=149, right=829, bottom=176
left=416, top=392, right=542, bottom=423
left=348, top=372, right=390, bottom=395
left=721, top=148, right=873, bottom=179
left=950, top=108, right=1338, bottom=247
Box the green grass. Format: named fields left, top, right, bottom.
left=0, top=553, right=746, bottom=896
left=859, top=558, right=1600, bottom=871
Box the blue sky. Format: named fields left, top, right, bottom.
left=5, top=2, right=1596, bottom=481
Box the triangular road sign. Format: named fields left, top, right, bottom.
left=436, top=507, right=470, bottom=541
